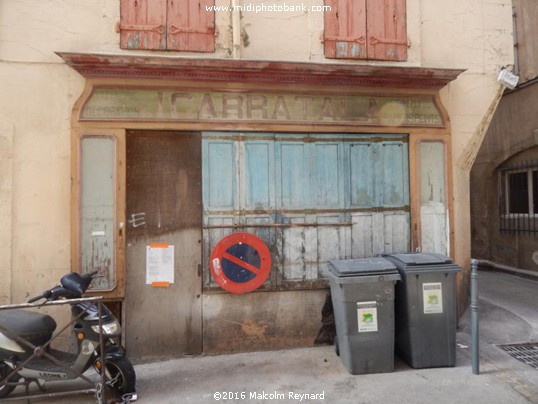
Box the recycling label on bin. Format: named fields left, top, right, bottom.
left=357, top=301, right=378, bottom=332
left=423, top=282, right=443, bottom=314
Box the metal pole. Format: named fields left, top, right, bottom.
left=98, top=301, right=107, bottom=404
left=470, top=258, right=480, bottom=375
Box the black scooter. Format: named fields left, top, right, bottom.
left=0, top=271, right=136, bottom=401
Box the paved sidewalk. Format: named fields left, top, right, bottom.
left=3, top=269, right=538, bottom=403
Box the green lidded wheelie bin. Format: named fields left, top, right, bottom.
left=383, top=253, right=461, bottom=368
left=327, top=258, right=400, bottom=375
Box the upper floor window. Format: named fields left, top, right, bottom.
left=499, top=161, right=538, bottom=235
left=120, top=0, right=215, bottom=52
left=324, top=0, right=407, bottom=61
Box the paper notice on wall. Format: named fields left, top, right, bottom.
left=357, top=301, right=378, bottom=333
left=146, top=244, right=174, bottom=285
left=423, top=282, right=443, bottom=314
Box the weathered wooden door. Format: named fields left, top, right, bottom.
left=125, top=131, right=202, bottom=359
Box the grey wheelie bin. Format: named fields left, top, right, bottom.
left=327, top=258, right=400, bottom=375
left=383, top=253, right=461, bottom=368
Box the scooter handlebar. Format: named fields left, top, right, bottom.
left=27, top=293, right=44, bottom=303
left=26, top=271, right=99, bottom=303
left=27, top=289, right=53, bottom=303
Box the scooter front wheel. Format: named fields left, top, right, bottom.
left=97, top=357, right=136, bottom=396
left=0, top=364, right=18, bottom=398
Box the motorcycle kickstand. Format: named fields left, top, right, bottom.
left=23, top=378, right=46, bottom=396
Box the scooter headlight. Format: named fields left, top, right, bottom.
left=91, top=319, right=121, bottom=336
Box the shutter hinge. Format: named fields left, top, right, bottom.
left=168, top=24, right=215, bottom=35
left=117, top=22, right=165, bottom=35
left=369, top=36, right=411, bottom=47
left=322, top=35, right=365, bottom=44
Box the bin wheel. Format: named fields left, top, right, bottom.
left=334, top=338, right=340, bottom=356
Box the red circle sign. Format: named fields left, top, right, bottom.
left=209, top=233, right=272, bottom=295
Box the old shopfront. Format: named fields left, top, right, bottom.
left=62, top=53, right=461, bottom=359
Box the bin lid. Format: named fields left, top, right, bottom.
left=328, top=257, right=399, bottom=277
left=383, top=253, right=452, bottom=266
left=383, top=253, right=461, bottom=273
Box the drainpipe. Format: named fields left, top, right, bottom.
left=231, top=0, right=241, bottom=58
left=470, top=258, right=479, bottom=375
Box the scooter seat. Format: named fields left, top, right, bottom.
left=0, top=309, right=57, bottom=347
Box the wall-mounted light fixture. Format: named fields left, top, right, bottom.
left=497, top=68, right=520, bottom=89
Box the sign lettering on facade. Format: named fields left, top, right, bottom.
left=81, top=88, right=444, bottom=127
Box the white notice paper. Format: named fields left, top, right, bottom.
left=357, top=301, right=378, bottom=333
left=146, top=244, right=174, bottom=285
left=423, top=282, right=443, bottom=314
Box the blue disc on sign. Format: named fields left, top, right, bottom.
left=210, top=232, right=272, bottom=294
left=222, top=244, right=260, bottom=283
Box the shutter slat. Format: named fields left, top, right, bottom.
left=120, top=0, right=167, bottom=50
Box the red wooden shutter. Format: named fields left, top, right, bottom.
left=120, top=0, right=167, bottom=50
left=324, top=0, right=367, bottom=59
left=366, top=0, right=407, bottom=61
left=167, top=0, right=215, bottom=52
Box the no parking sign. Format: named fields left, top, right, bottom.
left=209, top=233, right=272, bottom=294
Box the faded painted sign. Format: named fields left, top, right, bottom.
left=81, top=87, right=444, bottom=127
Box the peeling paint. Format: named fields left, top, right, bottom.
left=241, top=27, right=250, bottom=47
left=351, top=43, right=362, bottom=57
left=336, top=42, right=347, bottom=57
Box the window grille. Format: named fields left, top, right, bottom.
left=499, top=160, right=538, bottom=235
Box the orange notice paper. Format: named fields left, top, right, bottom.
left=149, top=243, right=169, bottom=249
left=151, top=281, right=170, bottom=288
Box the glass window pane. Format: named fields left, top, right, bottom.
left=420, top=142, right=445, bottom=204
left=508, top=172, right=528, bottom=214
left=420, top=142, right=447, bottom=254
left=532, top=171, right=538, bottom=214
left=81, top=137, right=115, bottom=290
